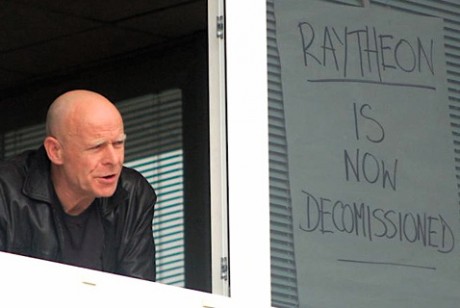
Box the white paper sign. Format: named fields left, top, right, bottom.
left=275, top=1, right=460, bottom=307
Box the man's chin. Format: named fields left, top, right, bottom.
left=95, top=186, right=118, bottom=198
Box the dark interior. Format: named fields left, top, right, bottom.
left=0, top=0, right=211, bottom=292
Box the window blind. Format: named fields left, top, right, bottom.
left=268, top=1, right=300, bottom=307
left=117, top=90, right=184, bottom=286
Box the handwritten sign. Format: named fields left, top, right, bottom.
left=275, top=1, right=460, bottom=307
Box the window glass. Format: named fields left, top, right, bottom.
left=2, top=90, right=185, bottom=287
left=269, top=0, right=460, bottom=307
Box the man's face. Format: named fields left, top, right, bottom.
left=60, top=108, right=125, bottom=200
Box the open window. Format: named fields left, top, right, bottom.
left=0, top=0, right=227, bottom=295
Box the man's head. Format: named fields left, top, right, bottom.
left=44, top=90, right=125, bottom=212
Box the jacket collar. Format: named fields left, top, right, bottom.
left=23, top=146, right=54, bottom=204
left=23, top=146, right=128, bottom=214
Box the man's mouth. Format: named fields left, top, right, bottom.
left=98, top=173, right=118, bottom=183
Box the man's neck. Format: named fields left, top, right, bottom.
left=51, top=167, right=94, bottom=216
left=61, top=200, right=94, bottom=216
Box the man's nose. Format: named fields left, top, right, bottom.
left=103, top=145, right=121, bottom=164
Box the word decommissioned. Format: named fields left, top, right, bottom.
left=299, top=189, right=454, bottom=254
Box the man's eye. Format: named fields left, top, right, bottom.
left=91, top=144, right=103, bottom=150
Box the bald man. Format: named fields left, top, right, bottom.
left=0, top=90, right=157, bottom=281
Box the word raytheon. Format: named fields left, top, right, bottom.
left=298, top=22, right=435, bottom=89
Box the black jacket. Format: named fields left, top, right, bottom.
left=0, top=146, right=156, bottom=281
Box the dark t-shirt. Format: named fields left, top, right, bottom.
left=55, top=198, right=104, bottom=271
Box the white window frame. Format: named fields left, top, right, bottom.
left=225, top=0, right=271, bottom=305
left=208, top=0, right=230, bottom=296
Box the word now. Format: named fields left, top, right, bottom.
left=344, top=148, right=398, bottom=191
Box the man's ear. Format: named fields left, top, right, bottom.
left=44, top=136, right=64, bottom=165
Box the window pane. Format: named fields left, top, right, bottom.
left=269, top=0, right=460, bottom=307
left=1, top=90, right=185, bottom=287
